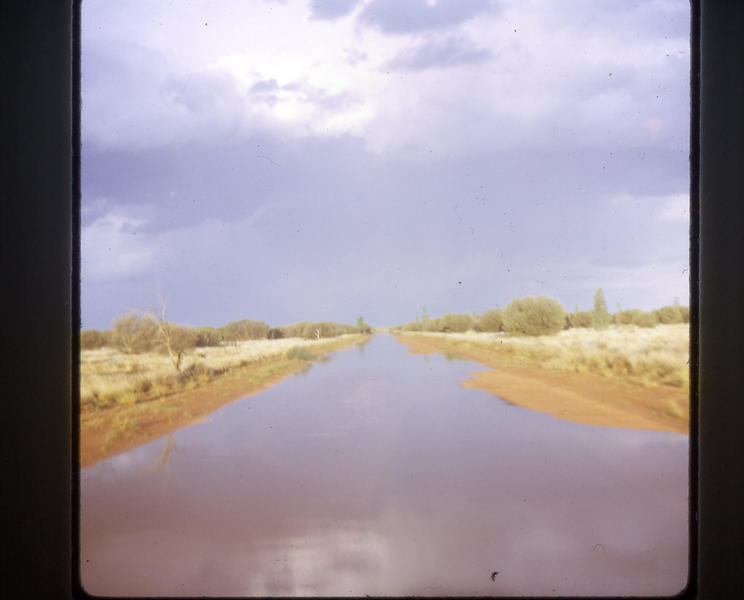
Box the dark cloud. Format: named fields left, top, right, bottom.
left=358, top=0, right=492, bottom=34
left=248, top=78, right=281, bottom=107
left=82, top=130, right=687, bottom=329
left=386, top=36, right=492, bottom=71
left=250, top=78, right=280, bottom=93
left=309, top=0, right=361, bottom=20
left=81, top=0, right=690, bottom=329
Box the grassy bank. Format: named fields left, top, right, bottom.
left=395, top=324, right=689, bottom=432
left=81, top=334, right=370, bottom=467
left=399, top=324, right=689, bottom=389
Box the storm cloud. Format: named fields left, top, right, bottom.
left=81, top=0, right=690, bottom=330
left=386, top=35, right=492, bottom=70
left=358, top=0, right=493, bottom=34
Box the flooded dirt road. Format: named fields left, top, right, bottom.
left=80, top=334, right=688, bottom=596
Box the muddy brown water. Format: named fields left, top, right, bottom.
left=80, top=334, right=688, bottom=596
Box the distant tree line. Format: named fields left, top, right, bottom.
left=81, top=314, right=373, bottom=353
left=393, top=290, right=689, bottom=337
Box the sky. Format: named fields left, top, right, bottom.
left=81, top=0, right=690, bottom=330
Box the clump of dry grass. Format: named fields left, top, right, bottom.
left=81, top=335, right=359, bottom=410
left=406, top=324, right=689, bottom=389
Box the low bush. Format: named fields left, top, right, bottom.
left=80, top=329, right=110, bottom=350
left=193, top=326, right=222, bottom=347
left=440, top=313, right=474, bottom=333
left=502, top=296, right=567, bottom=336
left=422, top=318, right=442, bottom=332
left=112, top=312, right=160, bottom=354
left=614, top=309, right=643, bottom=325
left=655, top=304, right=683, bottom=324
left=134, top=378, right=152, bottom=395
left=633, top=311, right=659, bottom=328
left=592, top=288, right=611, bottom=330
left=476, top=308, right=504, bottom=333
left=218, top=319, right=270, bottom=342
left=405, top=320, right=423, bottom=332
left=277, top=320, right=368, bottom=339
left=567, top=310, right=593, bottom=329
left=613, top=309, right=660, bottom=328
left=175, top=363, right=226, bottom=385
left=286, top=346, right=314, bottom=360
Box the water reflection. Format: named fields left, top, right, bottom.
left=144, top=433, right=176, bottom=501
left=81, top=334, right=688, bottom=596
left=356, top=337, right=372, bottom=355
left=293, top=362, right=314, bottom=377
left=293, top=351, right=335, bottom=378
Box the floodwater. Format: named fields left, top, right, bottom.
left=80, top=334, right=688, bottom=597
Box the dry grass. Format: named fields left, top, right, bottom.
left=81, top=336, right=359, bottom=410
left=401, top=323, right=689, bottom=389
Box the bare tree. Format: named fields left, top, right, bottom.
left=112, top=311, right=158, bottom=354
left=146, top=291, right=186, bottom=372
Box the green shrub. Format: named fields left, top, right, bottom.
left=286, top=346, right=313, bottom=360
left=655, top=305, right=683, bottom=324
left=80, top=329, right=107, bottom=350
left=422, top=317, right=443, bottom=332
left=193, top=326, right=222, bottom=347
left=567, top=310, right=594, bottom=328
left=633, top=311, right=658, bottom=328
left=615, top=309, right=643, bottom=325
left=592, top=288, right=611, bottom=330
left=415, top=313, right=473, bottom=333
left=267, top=327, right=284, bottom=339
left=134, top=378, right=152, bottom=395
left=279, top=322, right=307, bottom=338
left=296, top=321, right=360, bottom=339
left=502, top=296, right=567, bottom=336
left=158, top=324, right=198, bottom=357
left=477, top=308, right=504, bottom=332
left=356, top=317, right=372, bottom=334
left=176, top=363, right=224, bottom=384
left=404, top=320, right=423, bottom=332
left=300, top=322, right=326, bottom=339
left=440, top=313, right=474, bottom=332
left=219, top=319, right=270, bottom=342
left=112, top=312, right=160, bottom=354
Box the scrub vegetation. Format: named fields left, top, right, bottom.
left=81, top=334, right=370, bottom=467
left=393, top=291, right=689, bottom=337
left=82, top=313, right=373, bottom=356
left=392, top=291, right=690, bottom=391
left=392, top=291, right=689, bottom=433
left=81, top=289, right=690, bottom=463
left=398, top=324, right=689, bottom=390
left=80, top=335, right=362, bottom=410
left=80, top=307, right=373, bottom=466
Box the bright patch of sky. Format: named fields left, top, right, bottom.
left=82, top=0, right=690, bottom=329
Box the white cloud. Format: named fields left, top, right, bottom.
left=82, top=0, right=689, bottom=157
left=80, top=0, right=691, bottom=328
left=82, top=210, right=154, bottom=282
left=608, top=192, right=689, bottom=224
left=654, top=193, right=689, bottom=222
left=552, top=258, right=690, bottom=311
